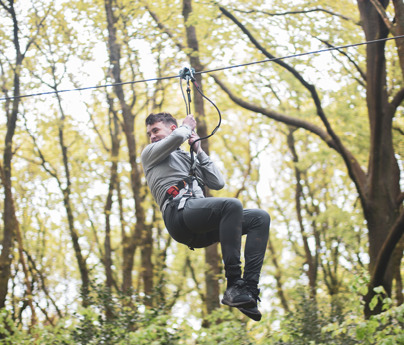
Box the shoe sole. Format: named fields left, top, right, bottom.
left=238, top=307, right=262, bottom=321
left=221, top=298, right=256, bottom=308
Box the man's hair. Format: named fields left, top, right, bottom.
left=145, top=112, right=178, bottom=127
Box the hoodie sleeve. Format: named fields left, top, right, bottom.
left=195, top=151, right=225, bottom=190
left=141, top=125, right=192, bottom=171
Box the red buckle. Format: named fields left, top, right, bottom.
left=167, top=185, right=180, bottom=197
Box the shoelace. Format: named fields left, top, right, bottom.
left=247, top=287, right=261, bottom=302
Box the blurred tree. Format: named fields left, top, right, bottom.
left=0, top=0, right=49, bottom=326
left=210, top=0, right=403, bottom=317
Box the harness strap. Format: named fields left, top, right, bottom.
left=164, top=176, right=205, bottom=204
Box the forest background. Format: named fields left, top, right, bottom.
left=0, top=0, right=403, bottom=344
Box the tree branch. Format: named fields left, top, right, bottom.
left=369, top=209, right=404, bottom=288
left=391, top=87, right=404, bottom=111
left=25, top=252, right=63, bottom=319
left=185, top=255, right=205, bottom=304
left=212, top=73, right=367, bottom=199
left=21, top=112, right=60, bottom=182
left=315, top=37, right=366, bottom=82
left=145, top=4, right=186, bottom=52
left=22, top=5, right=51, bottom=58
left=0, top=0, right=10, bottom=12
left=217, top=5, right=368, bottom=206
left=369, top=0, right=394, bottom=31
left=217, top=6, right=340, bottom=143
left=397, top=192, right=404, bottom=205
left=212, top=74, right=328, bottom=147
left=232, top=7, right=359, bottom=25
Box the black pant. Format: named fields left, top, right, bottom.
left=163, top=197, right=270, bottom=283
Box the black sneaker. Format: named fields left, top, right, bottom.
left=238, top=287, right=262, bottom=321
left=238, top=305, right=262, bottom=321
left=221, top=279, right=256, bottom=308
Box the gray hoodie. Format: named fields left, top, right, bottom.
left=141, top=124, right=225, bottom=211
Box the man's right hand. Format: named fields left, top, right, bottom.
left=182, top=114, right=197, bottom=131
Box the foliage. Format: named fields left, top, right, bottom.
left=1, top=283, right=403, bottom=345
left=263, top=287, right=404, bottom=345
left=195, top=309, right=255, bottom=345
left=0, top=283, right=181, bottom=345
left=323, top=301, right=404, bottom=345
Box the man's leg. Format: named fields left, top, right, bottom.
left=239, top=209, right=271, bottom=321
left=242, top=209, right=271, bottom=284
left=183, top=197, right=243, bottom=282
left=182, top=197, right=255, bottom=308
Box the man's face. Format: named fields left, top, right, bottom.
left=146, top=121, right=176, bottom=143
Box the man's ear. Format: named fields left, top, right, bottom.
left=170, top=124, right=177, bottom=131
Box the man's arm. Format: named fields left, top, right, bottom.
left=186, top=129, right=225, bottom=190
left=141, top=125, right=192, bottom=170
left=141, top=114, right=197, bottom=170
left=196, top=151, right=225, bottom=190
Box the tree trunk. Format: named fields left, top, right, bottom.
left=392, top=236, right=404, bottom=305
left=104, top=103, right=121, bottom=300
left=14, top=223, right=36, bottom=324
left=53, top=83, right=91, bottom=305
left=287, top=129, right=318, bottom=298
left=0, top=0, right=23, bottom=311
left=393, top=237, right=404, bottom=305
left=267, top=239, right=290, bottom=312
left=141, top=226, right=154, bottom=306
left=183, top=0, right=221, bottom=314
left=358, top=0, right=403, bottom=317
left=0, top=162, right=17, bottom=310
left=104, top=0, right=148, bottom=295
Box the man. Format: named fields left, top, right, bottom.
left=141, top=112, right=270, bottom=321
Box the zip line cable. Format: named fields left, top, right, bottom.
left=196, top=34, right=404, bottom=75
left=0, top=75, right=179, bottom=101
left=1, top=34, right=403, bottom=102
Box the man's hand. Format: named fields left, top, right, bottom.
left=188, top=131, right=202, bottom=153
left=182, top=114, right=197, bottom=131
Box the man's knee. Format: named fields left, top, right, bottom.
left=223, top=198, right=243, bottom=213
left=254, top=209, right=271, bottom=229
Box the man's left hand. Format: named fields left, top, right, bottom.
left=188, top=132, right=202, bottom=153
